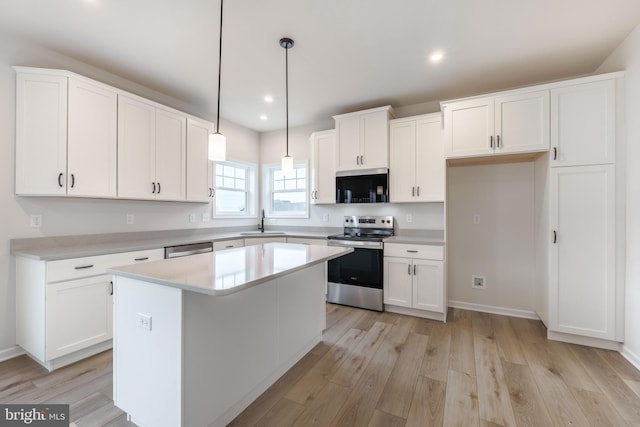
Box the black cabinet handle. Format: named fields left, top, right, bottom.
left=58, top=173, right=64, bottom=188
left=158, top=182, right=161, bottom=194
left=109, top=280, right=113, bottom=296
left=211, top=188, right=216, bottom=198
left=490, top=135, right=494, bottom=149
left=407, top=264, right=411, bottom=275
left=553, top=147, right=558, bottom=160
left=553, top=230, right=557, bottom=244
left=414, top=265, right=417, bottom=275
left=417, top=186, right=420, bottom=197
left=70, top=174, right=75, bottom=188
left=496, top=135, right=500, bottom=148
left=412, top=187, right=415, bottom=197
left=152, top=182, right=156, bottom=194
left=74, top=264, right=94, bottom=270
left=407, top=250, right=418, bottom=253
left=134, top=257, right=149, bottom=261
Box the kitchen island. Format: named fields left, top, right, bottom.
left=107, top=242, right=352, bottom=427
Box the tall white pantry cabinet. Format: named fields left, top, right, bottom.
left=535, top=73, right=624, bottom=347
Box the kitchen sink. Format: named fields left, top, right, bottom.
left=239, top=231, right=286, bottom=235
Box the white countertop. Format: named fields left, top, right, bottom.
left=107, top=242, right=352, bottom=296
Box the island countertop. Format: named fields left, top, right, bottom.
left=107, top=242, right=352, bottom=296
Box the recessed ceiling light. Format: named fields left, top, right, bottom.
left=260, top=115, right=268, bottom=120
left=264, top=95, right=273, bottom=103
left=430, top=52, right=444, bottom=63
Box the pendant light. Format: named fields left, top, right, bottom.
left=280, top=37, right=294, bottom=176
left=209, top=0, right=226, bottom=161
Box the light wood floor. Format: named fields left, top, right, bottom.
left=2, top=306, right=640, bottom=426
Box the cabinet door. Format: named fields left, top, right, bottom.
left=336, top=116, right=360, bottom=171
left=444, top=97, right=494, bottom=158
left=67, top=78, right=117, bottom=198
left=551, top=80, right=615, bottom=167
left=383, top=257, right=412, bottom=308
left=415, top=116, right=445, bottom=202
left=45, top=275, right=113, bottom=360
left=311, top=131, right=336, bottom=204
left=389, top=120, right=416, bottom=202
left=413, top=259, right=444, bottom=313
left=549, top=165, right=615, bottom=340
left=15, top=72, right=68, bottom=195
left=361, top=111, right=389, bottom=169
left=494, top=90, right=549, bottom=155
left=118, top=95, right=156, bottom=199
left=186, top=118, right=212, bottom=202
left=155, top=108, right=186, bottom=201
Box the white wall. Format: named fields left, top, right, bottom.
left=447, top=163, right=536, bottom=315
left=0, top=32, right=259, bottom=356
left=597, top=23, right=640, bottom=366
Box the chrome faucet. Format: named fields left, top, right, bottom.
left=258, top=209, right=265, bottom=232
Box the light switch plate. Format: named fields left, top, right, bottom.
left=29, top=214, right=42, bottom=228
left=137, top=313, right=152, bottom=331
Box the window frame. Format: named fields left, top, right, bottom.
left=212, top=160, right=257, bottom=219
left=262, top=161, right=309, bottom=218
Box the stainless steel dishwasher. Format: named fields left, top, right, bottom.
left=164, top=241, right=213, bottom=258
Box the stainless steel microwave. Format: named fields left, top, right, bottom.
left=335, top=168, right=388, bottom=204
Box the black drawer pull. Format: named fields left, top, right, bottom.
left=58, top=173, right=64, bottom=188
left=74, top=264, right=94, bottom=270
left=407, top=250, right=418, bottom=253
left=225, top=245, right=234, bottom=248
left=134, top=257, right=149, bottom=261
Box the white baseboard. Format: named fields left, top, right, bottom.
left=0, top=346, right=26, bottom=362
left=621, top=344, right=640, bottom=372
left=448, top=300, right=539, bottom=320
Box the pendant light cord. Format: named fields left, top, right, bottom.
left=216, top=0, right=223, bottom=134
left=285, top=42, right=289, bottom=156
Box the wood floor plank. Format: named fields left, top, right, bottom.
left=596, top=348, right=640, bottom=381
left=381, top=313, right=416, bottom=346
left=291, top=381, right=350, bottom=427
left=490, top=314, right=527, bottom=365
left=367, top=409, right=406, bottom=427
left=73, top=401, right=126, bottom=427
left=377, top=333, right=429, bottom=418
left=230, top=351, right=322, bottom=426
left=420, top=320, right=452, bottom=382
left=102, top=413, right=136, bottom=427
left=625, top=380, right=640, bottom=400
left=285, top=328, right=365, bottom=405
left=501, top=360, right=553, bottom=427
left=312, top=305, right=366, bottom=357
left=570, top=345, right=640, bottom=423
left=254, top=398, right=305, bottom=427
left=405, top=376, right=446, bottom=427
left=411, top=317, right=434, bottom=337
left=69, top=391, right=113, bottom=422
left=546, top=340, right=599, bottom=392
left=572, top=388, right=630, bottom=427
left=473, top=335, right=517, bottom=426
left=449, top=309, right=476, bottom=376
left=330, top=338, right=399, bottom=427
left=443, top=369, right=480, bottom=427
left=471, top=311, right=495, bottom=340
left=328, top=321, right=392, bottom=388
left=528, top=361, right=590, bottom=426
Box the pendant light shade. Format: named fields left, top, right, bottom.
left=280, top=37, right=294, bottom=176
left=209, top=0, right=226, bottom=161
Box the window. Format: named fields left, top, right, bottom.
left=213, top=161, right=256, bottom=217
left=263, top=163, right=308, bottom=217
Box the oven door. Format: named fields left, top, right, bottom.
left=327, top=241, right=383, bottom=289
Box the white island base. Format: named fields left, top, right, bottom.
left=113, top=261, right=327, bottom=427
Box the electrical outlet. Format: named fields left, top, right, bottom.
left=472, top=275, right=486, bottom=289
left=126, top=214, right=134, bottom=225
left=406, top=214, right=413, bottom=223
left=322, top=213, right=329, bottom=222
left=29, top=214, right=42, bottom=228
left=202, top=213, right=210, bottom=222
left=473, top=214, right=480, bottom=225
left=137, top=313, right=152, bottom=331
left=189, top=214, right=196, bottom=223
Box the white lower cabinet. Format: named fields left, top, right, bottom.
left=244, top=237, right=287, bottom=246
left=383, top=243, right=445, bottom=321
left=213, top=239, right=244, bottom=251
left=16, top=248, right=163, bottom=371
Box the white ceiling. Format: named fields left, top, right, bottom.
left=0, top=0, right=639, bottom=132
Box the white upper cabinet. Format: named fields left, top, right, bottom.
left=550, top=79, right=615, bottom=167
left=334, top=106, right=393, bottom=171
left=15, top=69, right=117, bottom=197
left=443, top=90, right=549, bottom=159
left=390, top=113, right=444, bottom=202
left=118, top=96, right=186, bottom=201
left=67, top=78, right=117, bottom=197
left=310, top=130, right=336, bottom=204
left=186, top=118, right=213, bottom=203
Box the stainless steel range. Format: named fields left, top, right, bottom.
left=326, top=215, right=394, bottom=311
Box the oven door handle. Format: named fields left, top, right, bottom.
left=327, top=240, right=383, bottom=249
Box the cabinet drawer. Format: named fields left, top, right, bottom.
left=213, top=239, right=244, bottom=251
left=47, top=248, right=163, bottom=283
left=384, top=243, right=444, bottom=260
